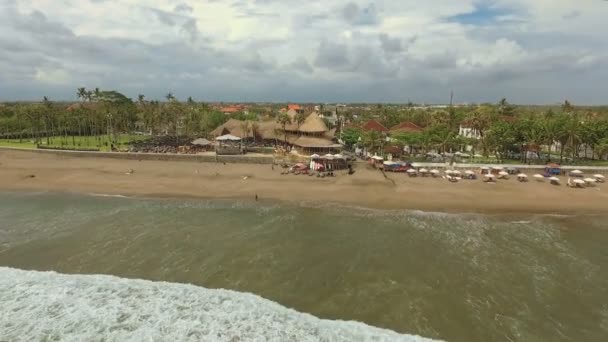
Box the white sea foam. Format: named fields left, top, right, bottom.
left=0, top=267, right=439, bottom=342
left=89, top=193, right=130, bottom=198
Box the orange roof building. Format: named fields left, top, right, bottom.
left=390, top=122, right=423, bottom=133
left=361, top=120, right=389, bottom=133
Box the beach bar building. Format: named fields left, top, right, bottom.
left=210, top=112, right=341, bottom=155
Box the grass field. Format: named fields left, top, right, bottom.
left=0, top=135, right=149, bottom=152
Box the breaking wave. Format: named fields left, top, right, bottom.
left=0, top=268, right=438, bottom=342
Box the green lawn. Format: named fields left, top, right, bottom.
left=0, top=135, right=149, bottom=152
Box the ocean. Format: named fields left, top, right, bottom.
left=0, top=191, right=607, bottom=341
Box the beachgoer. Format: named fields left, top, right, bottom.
left=255, top=194, right=258, bottom=201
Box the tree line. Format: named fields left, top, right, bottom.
left=342, top=99, right=608, bottom=163
left=0, top=88, right=228, bottom=147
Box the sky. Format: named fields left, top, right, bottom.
left=1, top=0, right=607, bottom=104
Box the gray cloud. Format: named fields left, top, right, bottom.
left=1, top=1, right=608, bottom=104
left=342, top=2, right=380, bottom=26
left=314, top=40, right=350, bottom=70
left=174, top=3, right=193, bottom=14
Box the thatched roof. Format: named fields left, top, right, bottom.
left=210, top=119, right=248, bottom=137
left=292, top=136, right=341, bottom=148
left=324, top=128, right=336, bottom=139
left=298, top=112, right=328, bottom=133
left=257, top=121, right=281, bottom=140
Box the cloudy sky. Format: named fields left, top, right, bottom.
left=1, top=0, right=607, bottom=104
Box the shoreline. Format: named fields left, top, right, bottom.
left=1, top=149, right=608, bottom=215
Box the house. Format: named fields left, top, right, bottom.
left=390, top=122, right=423, bottom=134
left=219, top=104, right=247, bottom=115
left=360, top=120, right=389, bottom=133
left=287, top=104, right=304, bottom=114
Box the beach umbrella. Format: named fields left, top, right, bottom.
left=419, top=168, right=428, bottom=173
left=445, top=170, right=453, bottom=175
left=484, top=174, right=496, bottom=179
left=465, top=170, right=475, bottom=175
left=594, top=174, right=605, bottom=179
left=333, top=154, right=345, bottom=159
left=534, top=174, right=544, bottom=179
left=584, top=178, right=597, bottom=184
left=407, top=169, right=418, bottom=174
left=310, top=154, right=321, bottom=159
left=474, top=154, right=483, bottom=158
left=481, top=166, right=490, bottom=170
left=549, top=176, right=560, bottom=185
left=573, top=179, right=586, bottom=185
left=492, top=166, right=504, bottom=171
left=371, top=155, right=383, bottom=160
left=430, top=169, right=440, bottom=174
left=517, top=173, right=528, bottom=178
left=451, top=170, right=461, bottom=175
left=324, top=154, right=335, bottom=160
left=569, top=170, right=584, bottom=177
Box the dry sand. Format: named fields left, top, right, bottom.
left=1, top=149, right=607, bottom=214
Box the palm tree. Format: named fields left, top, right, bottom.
left=276, top=113, right=291, bottom=145
left=77, top=88, right=87, bottom=102
left=251, top=122, right=260, bottom=144
left=240, top=120, right=251, bottom=145
left=295, top=112, right=306, bottom=131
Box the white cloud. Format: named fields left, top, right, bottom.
left=1, top=0, right=608, bottom=103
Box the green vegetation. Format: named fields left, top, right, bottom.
left=355, top=99, right=608, bottom=164
left=0, top=89, right=227, bottom=150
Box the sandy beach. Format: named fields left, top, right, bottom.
left=1, top=149, right=607, bottom=214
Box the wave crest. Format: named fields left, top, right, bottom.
left=0, top=268, right=438, bottom=342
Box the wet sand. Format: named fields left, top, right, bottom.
left=1, top=149, right=607, bottom=214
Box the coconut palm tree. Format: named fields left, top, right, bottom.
left=276, top=113, right=291, bottom=145
left=251, top=121, right=260, bottom=144
left=295, top=112, right=306, bottom=131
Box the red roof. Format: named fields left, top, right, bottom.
left=287, top=104, right=302, bottom=111
left=390, top=122, right=422, bottom=133
left=361, top=120, right=389, bottom=132
left=220, top=105, right=244, bottom=113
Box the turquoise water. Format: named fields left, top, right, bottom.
left=0, top=191, right=607, bottom=341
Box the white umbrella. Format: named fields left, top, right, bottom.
left=324, top=154, right=335, bottom=160
left=451, top=170, right=461, bottom=175
left=498, top=171, right=509, bottom=176
left=594, top=174, right=605, bottom=179
left=584, top=178, right=596, bottom=183
left=407, top=169, right=418, bottom=174
left=474, top=154, right=483, bottom=158
left=430, top=169, right=440, bottom=174
left=492, top=166, right=504, bottom=170
left=419, top=168, right=428, bottom=173
left=534, top=174, right=544, bottom=179
left=310, top=154, right=321, bottom=159
left=445, top=170, right=453, bottom=175
left=570, top=170, right=583, bottom=175
left=371, top=155, right=383, bottom=160
left=465, top=170, right=475, bottom=175
left=484, top=174, right=496, bottom=179
left=573, top=179, right=585, bottom=185
left=517, top=173, right=528, bottom=178
left=334, top=154, right=345, bottom=159
left=216, top=134, right=241, bottom=141
left=549, top=177, right=560, bottom=182
left=481, top=166, right=490, bottom=170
